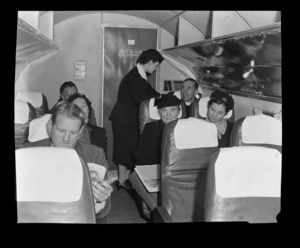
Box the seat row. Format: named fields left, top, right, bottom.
left=139, top=96, right=282, bottom=223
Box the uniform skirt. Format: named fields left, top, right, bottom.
left=111, top=122, right=139, bottom=169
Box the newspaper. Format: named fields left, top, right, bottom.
left=134, top=164, right=160, bottom=193
left=87, top=163, right=107, bottom=213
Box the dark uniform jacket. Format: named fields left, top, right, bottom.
left=86, top=122, right=108, bottom=159
left=22, top=138, right=111, bottom=219
left=109, top=66, right=160, bottom=125
left=133, top=120, right=165, bottom=165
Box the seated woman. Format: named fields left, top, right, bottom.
left=206, top=90, right=235, bottom=148
left=133, top=92, right=182, bottom=165
left=129, top=93, right=181, bottom=219
left=69, top=93, right=108, bottom=158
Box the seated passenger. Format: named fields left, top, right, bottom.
left=206, top=90, right=235, bottom=148
left=179, top=78, right=202, bottom=118
left=50, top=81, right=97, bottom=126
left=133, top=92, right=182, bottom=165
left=129, top=93, right=181, bottom=220
left=21, top=101, right=113, bottom=223
left=69, top=93, right=108, bottom=159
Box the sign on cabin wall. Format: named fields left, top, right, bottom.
left=74, top=60, right=87, bottom=81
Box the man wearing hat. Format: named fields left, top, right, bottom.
left=206, top=90, right=235, bottom=148
left=133, top=92, right=182, bottom=165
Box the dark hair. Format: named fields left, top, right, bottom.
left=59, top=81, right=77, bottom=95
left=207, top=90, right=234, bottom=114
left=136, top=49, right=164, bottom=65
left=68, top=93, right=92, bottom=119
left=51, top=101, right=84, bottom=127
left=183, top=78, right=198, bottom=89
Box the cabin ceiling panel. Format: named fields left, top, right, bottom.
left=181, top=11, right=212, bottom=38
left=236, top=11, right=281, bottom=28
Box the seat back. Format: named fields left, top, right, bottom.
left=139, top=97, right=184, bottom=134
left=204, top=146, right=281, bottom=223
left=231, top=114, right=282, bottom=153
left=160, top=118, right=218, bottom=222
left=15, top=100, right=36, bottom=149
left=16, top=147, right=96, bottom=223
left=194, top=96, right=235, bottom=122
left=16, top=91, right=49, bottom=118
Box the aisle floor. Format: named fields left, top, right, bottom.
left=106, top=170, right=147, bottom=224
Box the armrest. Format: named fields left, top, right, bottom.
left=151, top=206, right=174, bottom=223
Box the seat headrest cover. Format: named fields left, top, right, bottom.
left=16, top=92, right=43, bottom=108
left=242, top=114, right=282, bottom=146
left=28, top=114, right=51, bottom=142
left=215, top=146, right=281, bottom=198
left=16, top=147, right=83, bottom=202
left=198, top=97, right=232, bottom=119
left=174, top=118, right=218, bottom=149
left=15, top=100, right=30, bottom=124
left=149, top=97, right=182, bottom=119
left=173, top=90, right=182, bottom=99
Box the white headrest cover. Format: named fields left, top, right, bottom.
left=215, top=146, right=281, bottom=198
left=242, top=114, right=282, bottom=146
left=15, top=100, right=30, bottom=124
left=16, top=92, right=43, bottom=108
left=198, top=97, right=232, bottom=119
left=174, top=118, right=218, bottom=149
left=149, top=97, right=182, bottom=119
left=173, top=90, right=182, bottom=99
left=16, top=147, right=83, bottom=202
left=28, top=114, right=51, bottom=142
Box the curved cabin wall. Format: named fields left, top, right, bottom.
left=15, top=13, right=181, bottom=125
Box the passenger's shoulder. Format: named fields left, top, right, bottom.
left=77, top=141, right=104, bottom=154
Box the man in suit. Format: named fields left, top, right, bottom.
left=180, top=78, right=201, bottom=118
left=22, top=101, right=113, bottom=223
left=109, top=49, right=164, bottom=190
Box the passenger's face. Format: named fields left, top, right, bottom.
left=47, top=114, right=82, bottom=148
left=207, top=103, right=226, bottom=123
left=61, top=86, right=78, bottom=100
left=146, top=61, right=160, bottom=74
left=72, top=98, right=89, bottom=122
left=181, top=80, right=197, bottom=102
left=159, top=106, right=180, bottom=124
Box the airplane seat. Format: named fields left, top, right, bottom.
left=28, top=114, right=52, bottom=142
left=139, top=97, right=184, bottom=134
left=15, top=100, right=36, bottom=149
left=160, top=118, right=218, bottom=222
left=16, top=147, right=96, bottom=223
left=195, top=96, right=235, bottom=122
left=230, top=114, right=282, bottom=153
left=16, top=91, right=49, bottom=118
left=204, top=146, right=281, bottom=223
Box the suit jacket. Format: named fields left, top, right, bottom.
left=218, top=120, right=234, bottom=148
left=86, top=122, right=108, bottom=159
left=133, top=120, right=165, bottom=165
left=22, top=138, right=110, bottom=219
left=109, top=66, right=160, bottom=125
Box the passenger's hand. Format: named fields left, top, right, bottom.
left=92, top=180, right=113, bottom=203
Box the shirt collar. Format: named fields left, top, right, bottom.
left=137, top=63, right=147, bottom=81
